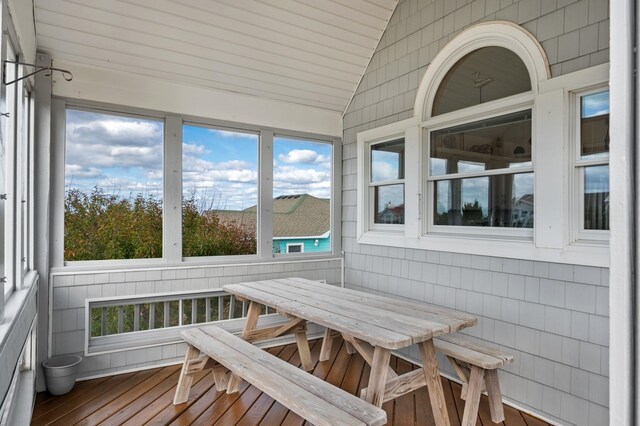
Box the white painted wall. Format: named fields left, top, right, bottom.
left=50, top=61, right=343, bottom=137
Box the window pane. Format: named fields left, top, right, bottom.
left=273, top=137, right=331, bottom=254
left=371, top=139, right=404, bottom=182
left=580, top=91, right=609, bottom=159
left=434, top=173, right=533, bottom=228
left=430, top=110, right=532, bottom=176
left=432, top=47, right=531, bottom=116
left=373, top=184, right=405, bottom=224
left=584, top=165, right=609, bottom=230
left=182, top=125, right=258, bottom=257
left=64, top=110, right=163, bottom=260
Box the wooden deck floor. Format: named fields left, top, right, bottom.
left=32, top=339, right=550, bottom=426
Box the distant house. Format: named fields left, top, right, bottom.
left=216, top=194, right=330, bottom=254
left=376, top=203, right=404, bottom=224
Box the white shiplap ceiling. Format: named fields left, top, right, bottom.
left=34, top=0, right=397, bottom=113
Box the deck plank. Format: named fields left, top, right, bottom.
left=33, top=339, right=551, bottom=426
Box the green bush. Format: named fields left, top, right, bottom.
left=65, top=187, right=256, bottom=261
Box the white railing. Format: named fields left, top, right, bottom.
left=85, top=289, right=278, bottom=355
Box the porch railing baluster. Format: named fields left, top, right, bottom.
left=117, top=306, right=123, bottom=334
left=149, top=303, right=155, bottom=329
left=101, top=307, right=107, bottom=336
left=205, top=298, right=211, bottom=322
left=133, top=304, right=140, bottom=331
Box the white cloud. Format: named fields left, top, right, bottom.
left=278, top=149, right=323, bottom=164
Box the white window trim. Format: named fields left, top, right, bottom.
left=285, top=243, right=304, bottom=254
left=423, top=103, right=535, bottom=239
left=356, top=20, right=611, bottom=267
left=570, top=86, right=610, bottom=243
left=367, top=139, right=405, bottom=231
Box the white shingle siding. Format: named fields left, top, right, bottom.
left=342, top=0, right=609, bottom=424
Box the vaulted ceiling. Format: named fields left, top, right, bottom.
left=34, top=0, right=398, bottom=113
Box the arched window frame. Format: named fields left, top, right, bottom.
left=356, top=21, right=610, bottom=266
left=418, top=22, right=548, bottom=239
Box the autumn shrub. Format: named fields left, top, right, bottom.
left=65, top=187, right=256, bottom=261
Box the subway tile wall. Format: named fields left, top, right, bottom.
left=342, top=1, right=609, bottom=425
left=50, top=260, right=341, bottom=379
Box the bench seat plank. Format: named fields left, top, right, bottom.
left=181, top=326, right=386, bottom=426
left=435, top=335, right=513, bottom=369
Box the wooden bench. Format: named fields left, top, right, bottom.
left=434, top=334, right=513, bottom=426
left=173, top=325, right=387, bottom=426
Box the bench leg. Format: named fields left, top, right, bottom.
left=419, top=340, right=450, bottom=426
left=484, top=369, right=505, bottom=423
left=173, top=345, right=201, bottom=404
left=461, top=365, right=484, bottom=426
left=211, top=366, right=229, bottom=392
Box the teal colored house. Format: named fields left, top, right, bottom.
left=216, top=194, right=331, bottom=254
left=271, top=194, right=331, bottom=254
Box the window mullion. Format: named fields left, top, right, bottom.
left=164, top=115, right=183, bottom=263
left=258, top=130, right=274, bottom=260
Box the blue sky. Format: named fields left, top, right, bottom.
left=65, top=110, right=332, bottom=211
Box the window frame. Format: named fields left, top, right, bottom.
left=272, top=134, right=336, bottom=258
left=285, top=243, right=304, bottom=254
left=356, top=21, right=610, bottom=268
left=571, top=87, right=610, bottom=243
left=53, top=99, right=342, bottom=270
left=181, top=121, right=261, bottom=261
left=367, top=137, right=406, bottom=232
left=423, top=103, right=535, bottom=239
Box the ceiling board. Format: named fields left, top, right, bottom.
left=35, top=0, right=398, bottom=113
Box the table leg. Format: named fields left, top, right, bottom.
left=419, top=339, right=451, bottom=426
left=295, top=328, right=314, bottom=371
left=365, top=346, right=391, bottom=407
left=228, top=300, right=263, bottom=393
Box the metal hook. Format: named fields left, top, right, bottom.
left=2, top=59, right=73, bottom=85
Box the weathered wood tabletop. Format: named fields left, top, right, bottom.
left=223, top=277, right=477, bottom=426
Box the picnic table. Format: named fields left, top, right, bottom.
left=223, top=277, right=477, bottom=426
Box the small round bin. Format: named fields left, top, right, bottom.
left=42, top=354, right=82, bottom=395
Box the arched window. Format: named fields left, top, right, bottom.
left=416, top=22, right=549, bottom=236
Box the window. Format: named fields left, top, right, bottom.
left=428, top=111, right=533, bottom=231
left=272, top=137, right=332, bottom=255
left=575, top=90, right=609, bottom=240
left=432, top=47, right=531, bottom=116
left=370, top=139, right=405, bottom=227
left=56, top=103, right=339, bottom=266
left=286, top=243, right=304, bottom=253
left=64, top=109, right=164, bottom=261
left=182, top=124, right=258, bottom=257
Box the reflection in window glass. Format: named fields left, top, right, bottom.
left=584, top=165, right=609, bottom=230
left=580, top=91, right=609, bottom=159
left=432, top=47, right=531, bottom=116
left=371, top=139, right=404, bottom=182
left=182, top=125, right=258, bottom=256
left=430, top=110, right=532, bottom=176
left=374, top=184, right=405, bottom=224
left=272, top=137, right=331, bottom=254
left=370, top=139, right=405, bottom=226
left=64, top=110, right=164, bottom=260
left=434, top=173, right=533, bottom=228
